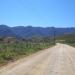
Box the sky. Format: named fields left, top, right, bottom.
left=0, top=0, right=75, bottom=27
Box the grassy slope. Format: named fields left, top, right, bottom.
left=0, top=37, right=53, bottom=66
left=56, top=33, right=75, bottom=46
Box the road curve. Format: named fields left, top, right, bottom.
left=0, top=43, right=75, bottom=75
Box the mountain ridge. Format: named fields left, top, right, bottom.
left=0, top=25, right=75, bottom=38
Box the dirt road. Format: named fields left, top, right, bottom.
left=0, top=43, right=75, bottom=75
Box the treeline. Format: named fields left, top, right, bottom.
left=0, top=37, right=53, bottom=66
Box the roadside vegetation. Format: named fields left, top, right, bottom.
left=56, top=34, right=75, bottom=46
left=0, top=37, right=53, bottom=66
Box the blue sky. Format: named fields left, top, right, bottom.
left=0, top=0, right=75, bottom=27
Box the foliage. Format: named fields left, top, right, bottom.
left=56, top=33, right=75, bottom=45
left=0, top=37, right=53, bottom=65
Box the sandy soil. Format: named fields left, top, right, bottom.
left=0, top=43, right=75, bottom=75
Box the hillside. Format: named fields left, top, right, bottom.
left=0, top=25, right=75, bottom=38
left=56, top=33, right=75, bottom=44
left=0, top=25, right=16, bottom=37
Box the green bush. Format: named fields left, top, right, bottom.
left=0, top=37, right=53, bottom=65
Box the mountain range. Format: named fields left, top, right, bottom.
left=0, top=25, right=75, bottom=39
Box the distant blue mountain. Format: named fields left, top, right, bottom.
left=0, top=25, right=75, bottom=38
left=0, top=25, right=16, bottom=37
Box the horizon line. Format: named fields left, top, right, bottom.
left=0, top=24, right=75, bottom=28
